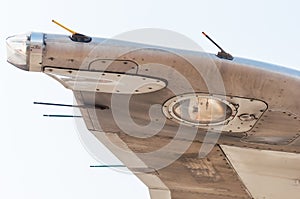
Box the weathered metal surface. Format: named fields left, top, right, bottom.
left=7, top=32, right=300, bottom=199
left=38, top=33, right=300, bottom=146
left=222, top=145, right=300, bottom=199
left=44, top=67, right=166, bottom=94
left=243, top=110, right=300, bottom=145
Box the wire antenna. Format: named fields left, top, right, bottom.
left=52, top=19, right=92, bottom=43
left=202, top=32, right=233, bottom=60
left=52, top=20, right=77, bottom=35
left=90, top=165, right=126, bottom=168
left=34, top=102, right=109, bottom=110
left=43, top=114, right=82, bottom=118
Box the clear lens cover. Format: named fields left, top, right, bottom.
left=173, top=97, right=232, bottom=124
left=6, top=33, right=30, bottom=70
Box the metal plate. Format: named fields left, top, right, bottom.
left=222, top=145, right=300, bottom=199
left=243, top=110, right=300, bottom=145
left=44, top=67, right=166, bottom=94
left=89, top=59, right=138, bottom=74
left=29, top=32, right=44, bottom=71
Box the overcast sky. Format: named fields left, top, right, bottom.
left=1, top=1, right=300, bottom=198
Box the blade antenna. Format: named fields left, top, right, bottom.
left=52, top=19, right=92, bottom=43
left=202, top=32, right=233, bottom=60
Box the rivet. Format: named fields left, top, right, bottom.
left=238, top=113, right=255, bottom=122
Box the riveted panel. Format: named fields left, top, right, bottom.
left=44, top=67, right=166, bottom=94
left=243, top=110, right=300, bottom=145
left=89, top=59, right=138, bottom=74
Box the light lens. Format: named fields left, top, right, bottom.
left=6, top=33, right=30, bottom=70
left=172, top=96, right=232, bottom=125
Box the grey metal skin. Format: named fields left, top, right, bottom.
left=6, top=32, right=300, bottom=199
left=8, top=32, right=300, bottom=148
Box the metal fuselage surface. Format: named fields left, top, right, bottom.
left=6, top=32, right=300, bottom=199
left=19, top=32, right=300, bottom=151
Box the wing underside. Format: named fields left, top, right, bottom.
left=74, top=91, right=252, bottom=199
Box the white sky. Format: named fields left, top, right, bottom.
left=0, top=0, right=300, bottom=198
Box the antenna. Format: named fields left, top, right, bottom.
left=90, top=165, right=126, bottom=168
left=43, top=114, right=82, bottom=118
left=34, top=101, right=109, bottom=118
left=52, top=20, right=77, bottom=35
left=34, top=102, right=109, bottom=110
left=202, top=32, right=233, bottom=60
left=52, top=19, right=92, bottom=43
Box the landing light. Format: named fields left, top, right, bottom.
left=163, top=94, right=236, bottom=126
